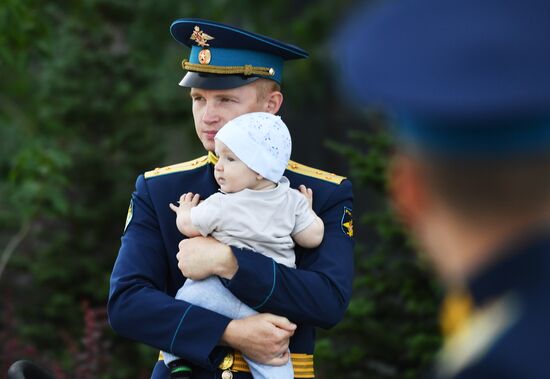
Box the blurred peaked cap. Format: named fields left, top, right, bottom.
left=336, top=0, right=550, bottom=118
left=170, top=18, right=308, bottom=89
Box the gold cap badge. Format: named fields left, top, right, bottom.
left=190, top=26, right=214, bottom=47
left=198, top=49, right=212, bottom=65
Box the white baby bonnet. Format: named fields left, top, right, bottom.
left=215, top=112, right=292, bottom=182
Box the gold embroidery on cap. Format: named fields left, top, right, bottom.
left=182, top=60, right=275, bottom=77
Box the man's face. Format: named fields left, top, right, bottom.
left=190, top=83, right=266, bottom=151
left=389, top=154, right=467, bottom=283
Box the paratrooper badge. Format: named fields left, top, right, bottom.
left=341, top=207, right=353, bottom=237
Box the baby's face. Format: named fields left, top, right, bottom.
left=214, top=141, right=259, bottom=193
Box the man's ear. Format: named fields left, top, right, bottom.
left=388, top=154, right=429, bottom=228
left=265, top=91, right=283, bottom=114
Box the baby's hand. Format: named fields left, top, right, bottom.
left=298, top=185, right=314, bottom=209
left=169, top=192, right=201, bottom=213
left=169, top=193, right=202, bottom=237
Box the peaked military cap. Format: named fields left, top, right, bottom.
left=170, top=18, right=308, bottom=89
left=336, top=0, right=550, bottom=156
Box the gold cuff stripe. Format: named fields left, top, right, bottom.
left=230, top=351, right=314, bottom=377
left=182, top=60, right=275, bottom=77
left=158, top=351, right=314, bottom=377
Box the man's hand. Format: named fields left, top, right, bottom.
left=221, top=313, right=297, bottom=366
left=177, top=237, right=238, bottom=280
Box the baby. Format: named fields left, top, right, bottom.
left=163, top=112, right=324, bottom=379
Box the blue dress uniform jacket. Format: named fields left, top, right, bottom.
left=108, top=153, right=354, bottom=379
left=430, top=230, right=550, bottom=379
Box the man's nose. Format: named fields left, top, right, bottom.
left=202, top=104, right=220, bottom=124
left=214, top=161, right=222, bottom=171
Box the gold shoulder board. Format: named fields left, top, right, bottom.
left=144, top=154, right=212, bottom=179
left=286, top=160, right=346, bottom=184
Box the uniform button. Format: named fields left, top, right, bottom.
left=221, top=370, right=233, bottom=379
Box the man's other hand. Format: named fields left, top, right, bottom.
left=221, top=313, right=297, bottom=365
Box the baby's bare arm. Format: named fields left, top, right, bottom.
left=293, top=186, right=325, bottom=248
left=169, top=192, right=202, bottom=237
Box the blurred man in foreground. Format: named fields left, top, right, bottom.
left=336, top=0, right=550, bottom=377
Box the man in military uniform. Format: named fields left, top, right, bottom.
left=108, top=19, right=354, bottom=379
left=336, top=0, right=550, bottom=378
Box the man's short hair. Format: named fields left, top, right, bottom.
left=253, top=78, right=281, bottom=101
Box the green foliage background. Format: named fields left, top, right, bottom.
left=1, top=1, right=441, bottom=378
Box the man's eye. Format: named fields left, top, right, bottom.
left=227, top=157, right=235, bottom=162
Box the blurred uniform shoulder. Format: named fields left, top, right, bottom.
left=286, top=160, right=347, bottom=185
left=144, top=155, right=211, bottom=179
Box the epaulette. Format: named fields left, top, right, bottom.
left=144, top=154, right=214, bottom=179
left=286, top=160, right=346, bottom=184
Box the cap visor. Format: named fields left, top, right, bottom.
left=179, top=72, right=260, bottom=90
